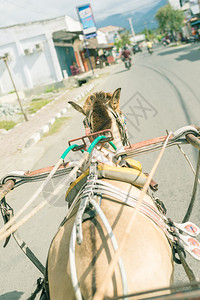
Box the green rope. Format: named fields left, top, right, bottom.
left=87, top=135, right=117, bottom=154
left=60, top=144, right=79, bottom=160
left=109, top=141, right=117, bottom=151
left=60, top=136, right=117, bottom=160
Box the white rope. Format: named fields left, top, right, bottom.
left=0, top=152, right=89, bottom=242
left=90, top=198, right=128, bottom=299
left=69, top=197, right=128, bottom=300
left=177, top=144, right=200, bottom=185
left=0, top=157, right=64, bottom=235
left=69, top=223, right=83, bottom=300
left=93, top=131, right=172, bottom=300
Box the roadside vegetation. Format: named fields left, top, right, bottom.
left=0, top=72, right=104, bottom=131
left=27, top=98, right=52, bottom=114
left=45, top=86, right=58, bottom=93
left=0, top=120, right=16, bottom=130
left=114, top=31, right=131, bottom=51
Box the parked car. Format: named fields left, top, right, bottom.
left=132, top=44, right=142, bottom=54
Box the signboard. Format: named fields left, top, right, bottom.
left=77, top=4, right=97, bottom=39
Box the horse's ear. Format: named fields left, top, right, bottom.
left=68, top=101, right=86, bottom=115
left=109, top=88, right=121, bottom=112
left=83, top=95, right=94, bottom=115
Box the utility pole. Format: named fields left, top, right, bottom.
left=127, top=17, right=135, bottom=37
left=0, top=55, right=28, bottom=122
left=83, top=39, right=95, bottom=77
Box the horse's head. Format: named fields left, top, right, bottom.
left=68, top=88, right=128, bottom=149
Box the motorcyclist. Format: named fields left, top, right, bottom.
left=146, top=40, right=153, bottom=53
left=121, top=46, right=131, bottom=64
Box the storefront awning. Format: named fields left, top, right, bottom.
left=83, top=37, right=114, bottom=50
left=191, top=20, right=200, bottom=26
left=53, top=30, right=79, bottom=41
left=184, top=17, right=197, bottom=24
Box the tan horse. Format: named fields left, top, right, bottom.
left=46, top=88, right=174, bottom=300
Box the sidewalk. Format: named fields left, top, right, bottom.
left=0, top=65, right=117, bottom=177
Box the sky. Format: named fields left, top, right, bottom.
left=0, top=0, right=163, bottom=28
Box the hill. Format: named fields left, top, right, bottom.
left=96, top=0, right=167, bottom=33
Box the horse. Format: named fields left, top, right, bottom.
left=45, top=88, right=174, bottom=299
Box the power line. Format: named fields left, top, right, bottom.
left=16, top=0, right=53, bottom=14
left=5, top=0, right=54, bottom=16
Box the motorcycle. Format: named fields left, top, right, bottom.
left=162, top=38, right=170, bottom=46
left=124, top=58, right=131, bottom=70
left=148, top=47, right=153, bottom=54
left=185, top=35, right=199, bottom=43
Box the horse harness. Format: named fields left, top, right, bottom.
left=49, top=159, right=199, bottom=300
left=1, top=126, right=200, bottom=299
left=2, top=157, right=199, bottom=299
left=64, top=160, right=200, bottom=261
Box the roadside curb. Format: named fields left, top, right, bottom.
left=25, top=84, right=94, bottom=148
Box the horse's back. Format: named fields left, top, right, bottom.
left=48, top=181, right=174, bottom=299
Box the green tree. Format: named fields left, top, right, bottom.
left=121, top=30, right=131, bottom=47
left=142, top=28, right=154, bottom=40
left=114, top=38, right=122, bottom=52
left=114, top=30, right=131, bottom=51
left=155, top=4, right=184, bottom=33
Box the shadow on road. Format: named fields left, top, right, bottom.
left=113, top=69, right=130, bottom=75
left=158, top=43, right=200, bottom=62
left=175, top=49, right=200, bottom=62
left=0, top=291, right=23, bottom=300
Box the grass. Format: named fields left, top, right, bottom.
left=31, top=97, right=43, bottom=102
left=45, top=86, right=57, bottom=93
left=0, top=120, right=17, bottom=130
left=43, top=117, right=71, bottom=137
left=28, top=98, right=52, bottom=114
left=98, top=72, right=110, bottom=78
left=170, top=44, right=180, bottom=47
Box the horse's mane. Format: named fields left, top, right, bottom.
left=84, top=92, right=113, bottom=132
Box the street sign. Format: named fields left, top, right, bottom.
left=77, top=4, right=97, bottom=39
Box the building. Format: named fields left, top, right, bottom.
left=75, top=26, right=125, bottom=71
left=0, top=16, right=83, bottom=96
left=168, top=0, right=181, bottom=9
left=98, top=25, right=124, bottom=46
left=179, top=0, right=200, bottom=36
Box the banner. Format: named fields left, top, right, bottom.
left=77, top=4, right=97, bottom=39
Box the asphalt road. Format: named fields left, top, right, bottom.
left=1, top=42, right=200, bottom=299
